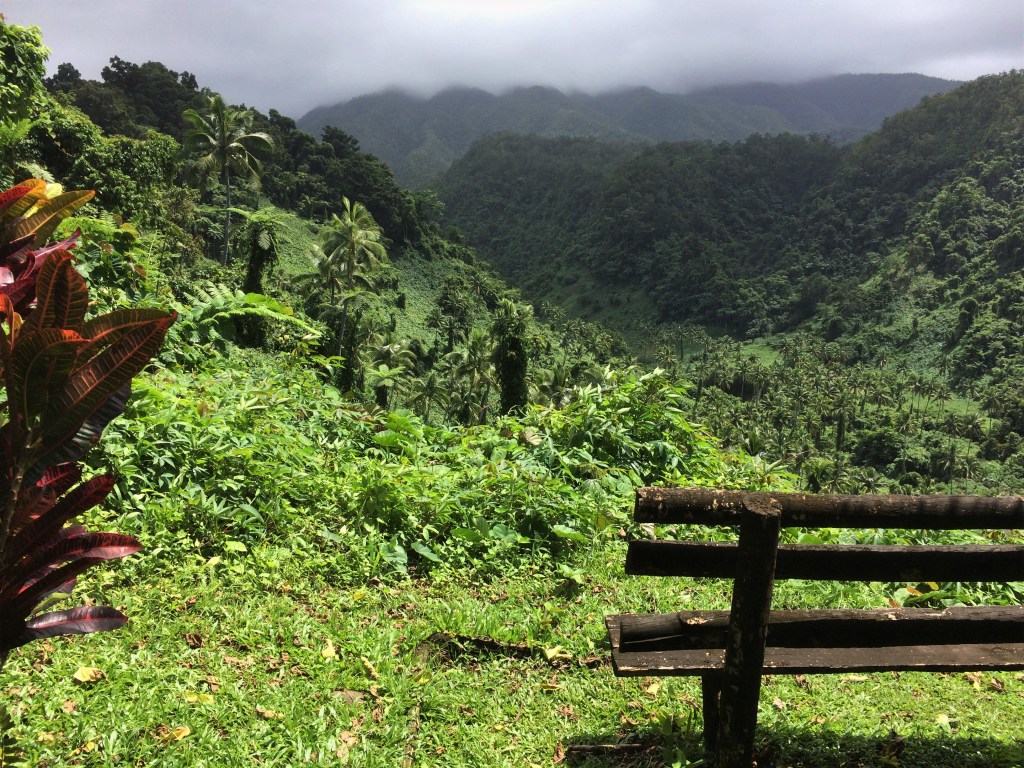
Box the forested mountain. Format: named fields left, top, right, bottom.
left=438, top=72, right=1023, bottom=345
left=298, top=74, right=959, bottom=187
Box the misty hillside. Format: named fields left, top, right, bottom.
left=298, top=73, right=960, bottom=187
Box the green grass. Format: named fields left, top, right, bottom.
left=3, top=542, right=1022, bottom=767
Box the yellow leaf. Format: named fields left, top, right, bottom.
left=321, top=638, right=338, bottom=660
left=256, top=705, right=284, bottom=720
left=415, top=670, right=433, bottom=685
left=644, top=680, right=661, bottom=697
left=361, top=656, right=379, bottom=680
left=156, top=726, right=191, bottom=744
left=73, top=667, right=104, bottom=684
left=183, top=691, right=214, bottom=705
left=542, top=645, right=571, bottom=661
left=36, top=732, right=56, bottom=744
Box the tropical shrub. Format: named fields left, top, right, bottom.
left=0, top=179, right=174, bottom=669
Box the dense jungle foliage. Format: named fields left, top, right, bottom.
left=438, top=72, right=1024, bottom=496
left=0, top=17, right=1022, bottom=766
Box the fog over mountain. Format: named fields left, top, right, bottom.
left=4, top=0, right=1021, bottom=117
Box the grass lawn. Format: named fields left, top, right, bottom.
left=3, top=539, right=1022, bottom=767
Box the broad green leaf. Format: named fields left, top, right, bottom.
left=551, top=524, right=589, bottom=543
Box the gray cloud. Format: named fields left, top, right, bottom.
left=4, top=0, right=1021, bottom=117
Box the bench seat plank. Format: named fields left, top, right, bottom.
left=615, top=606, right=1024, bottom=651
left=607, top=614, right=1024, bottom=676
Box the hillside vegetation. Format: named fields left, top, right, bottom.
left=0, top=18, right=1021, bottom=766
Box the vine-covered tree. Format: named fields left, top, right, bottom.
left=492, top=298, right=531, bottom=415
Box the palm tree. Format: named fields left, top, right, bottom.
left=182, top=94, right=273, bottom=262
left=366, top=364, right=407, bottom=410
left=408, top=371, right=449, bottom=423
left=309, top=198, right=388, bottom=356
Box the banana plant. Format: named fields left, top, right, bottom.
left=0, top=180, right=175, bottom=669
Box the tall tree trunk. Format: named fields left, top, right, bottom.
left=337, top=297, right=349, bottom=358
left=223, top=168, right=232, bottom=264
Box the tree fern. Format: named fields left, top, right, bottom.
left=165, top=281, right=319, bottom=365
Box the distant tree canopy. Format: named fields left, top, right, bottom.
left=439, top=73, right=1024, bottom=342
left=41, top=54, right=425, bottom=249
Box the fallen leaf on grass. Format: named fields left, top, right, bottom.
left=990, top=677, right=1006, bottom=693
left=72, top=667, right=104, bottom=684
left=553, top=741, right=565, bottom=764
left=155, top=726, right=191, bottom=744
left=644, top=680, right=661, bottom=697
left=542, top=645, right=571, bottom=661
left=936, top=713, right=954, bottom=734
left=361, top=656, right=378, bottom=680
left=183, top=691, right=214, bottom=705
left=842, top=675, right=870, bottom=682
left=321, top=638, right=338, bottom=660
left=256, top=705, right=285, bottom=720
left=772, top=696, right=787, bottom=710
left=333, top=689, right=365, bottom=704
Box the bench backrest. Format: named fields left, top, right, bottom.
left=626, top=487, right=1024, bottom=584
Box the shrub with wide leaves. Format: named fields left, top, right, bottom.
left=0, top=180, right=174, bottom=667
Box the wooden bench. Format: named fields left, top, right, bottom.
left=605, top=487, right=1024, bottom=768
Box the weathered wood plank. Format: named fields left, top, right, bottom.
left=625, top=540, right=1024, bottom=582
left=607, top=634, right=1024, bottom=677
left=614, top=607, right=1024, bottom=651
left=634, top=487, right=1024, bottom=529
left=715, top=497, right=782, bottom=768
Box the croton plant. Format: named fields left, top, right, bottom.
left=0, top=180, right=175, bottom=670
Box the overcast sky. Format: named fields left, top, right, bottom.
left=5, top=1, right=1022, bottom=118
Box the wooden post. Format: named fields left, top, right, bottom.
left=702, top=674, right=722, bottom=759
left=714, top=496, right=782, bottom=768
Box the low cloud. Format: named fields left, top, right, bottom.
left=5, top=0, right=1021, bottom=117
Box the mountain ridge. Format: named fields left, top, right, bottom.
left=298, top=73, right=962, bottom=187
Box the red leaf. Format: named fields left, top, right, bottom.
left=7, top=328, right=84, bottom=431
left=17, top=606, right=128, bottom=647
left=24, top=250, right=89, bottom=334
left=0, top=180, right=46, bottom=225
left=43, top=313, right=174, bottom=456
left=4, top=533, right=139, bottom=618
left=9, top=464, right=82, bottom=532
left=25, top=605, right=128, bottom=637
left=15, top=530, right=138, bottom=593
left=3, top=190, right=94, bottom=254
